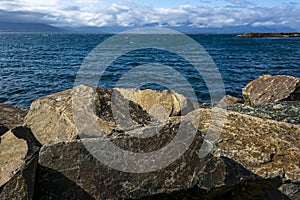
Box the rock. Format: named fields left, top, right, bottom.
left=37, top=120, right=284, bottom=199
left=242, top=75, right=300, bottom=105
left=115, top=88, right=198, bottom=122
left=0, top=127, right=41, bottom=200
left=24, top=84, right=154, bottom=145
left=217, top=95, right=243, bottom=107
left=227, top=101, right=300, bottom=125
left=279, top=181, right=300, bottom=200
left=185, top=108, right=300, bottom=180
left=184, top=107, right=300, bottom=199
left=0, top=156, right=38, bottom=200
left=0, top=124, right=9, bottom=137
left=0, top=104, right=28, bottom=129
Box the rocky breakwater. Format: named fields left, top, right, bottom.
left=0, top=75, right=299, bottom=199
left=237, top=32, right=300, bottom=38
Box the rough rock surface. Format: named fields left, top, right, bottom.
left=0, top=104, right=28, bottom=129
left=24, top=85, right=153, bottom=145
left=217, top=95, right=243, bottom=107
left=37, top=120, right=284, bottom=199
left=228, top=101, right=300, bottom=124
left=183, top=108, right=300, bottom=199
left=115, top=88, right=198, bottom=122
left=242, top=75, right=300, bottom=105
left=185, top=108, right=300, bottom=181
left=0, top=156, right=38, bottom=200
left=0, top=127, right=41, bottom=199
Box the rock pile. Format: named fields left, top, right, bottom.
left=0, top=75, right=299, bottom=199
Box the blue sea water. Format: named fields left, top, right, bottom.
left=0, top=32, right=299, bottom=108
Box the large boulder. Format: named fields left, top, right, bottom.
left=115, top=88, right=198, bottom=122
left=0, top=127, right=41, bottom=200
left=183, top=105, right=300, bottom=199
left=24, top=84, right=154, bottom=145
left=37, top=120, right=284, bottom=199
left=242, top=75, right=300, bottom=105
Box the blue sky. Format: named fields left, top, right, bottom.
left=0, top=0, right=299, bottom=30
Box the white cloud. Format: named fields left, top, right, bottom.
left=0, top=0, right=299, bottom=30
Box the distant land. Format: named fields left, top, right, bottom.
left=0, top=22, right=298, bottom=34
left=237, top=32, right=300, bottom=38
left=0, top=22, right=66, bottom=32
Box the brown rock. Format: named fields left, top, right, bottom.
left=24, top=84, right=154, bottom=145
left=37, top=120, right=283, bottom=199
left=185, top=108, right=300, bottom=181
left=115, top=88, right=198, bottom=122
left=242, top=75, right=300, bottom=105
left=217, top=95, right=243, bottom=107
left=0, top=127, right=41, bottom=200
left=0, top=104, right=28, bottom=129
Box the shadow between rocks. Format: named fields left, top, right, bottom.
left=35, top=165, right=95, bottom=200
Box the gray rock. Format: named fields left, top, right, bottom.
left=242, top=75, right=300, bottom=105
left=37, top=120, right=284, bottom=199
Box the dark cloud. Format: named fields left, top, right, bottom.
left=0, top=1, right=299, bottom=30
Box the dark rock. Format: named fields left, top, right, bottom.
left=37, top=120, right=284, bottom=199
left=0, top=104, right=28, bottom=129
left=237, top=32, right=300, bottom=38
left=242, top=75, right=300, bottom=105
left=0, top=124, right=9, bottom=137
left=0, top=155, right=38, bottom=200
left=227, top=101, right=300, bottom=125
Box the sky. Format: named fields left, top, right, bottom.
left=0, top=0, right=299, bottom=30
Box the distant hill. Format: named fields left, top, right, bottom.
left=63, top=25, right=298, bottom=34
left=0, top=22, right=67, bottom=32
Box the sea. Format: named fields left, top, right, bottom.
left=0, top=32, right=299, bottom=108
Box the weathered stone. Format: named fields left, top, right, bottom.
left=0, top=104, right=28, bottom=129
left=0, top=127, right=41, bottom=200
left=185, top=108, right=300, bottom=181
left=279, top=181, right=300, bottom=200
left=37, top=120, right=284, bottom=200
left=0, top=156, right=38, bottom=200
left=227, top=101, right=300, bottom=125
left=217, top=95, right=243, bottom=108
left=115, top=88, right=198, bottom=122
left=242, top=75, right=300, bottom=105
left=182, top=107, right=300, bottom=199
left=24, top=84, right=153, bottom=145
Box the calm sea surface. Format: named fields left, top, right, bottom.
left=0, top=33, right=299, bottom=108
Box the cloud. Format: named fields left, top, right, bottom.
left=0, top=0, right=299, bottom=30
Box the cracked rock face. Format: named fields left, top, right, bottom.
left=242, top=75, right=300, bottom=105
left=115, top=88, right=198, bottom=122
left=0, top=127, right=41, bottom=200
left=24, top=85, right=154, bottom=145
left=185, top=108, right=300, bottom=181
left=37, top=120, right=283, bottom=200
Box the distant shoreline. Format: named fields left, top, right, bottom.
left=237, top=32, right=300, bottom=38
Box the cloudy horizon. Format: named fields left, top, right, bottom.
left=0, top=0, right=299, bottom=30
